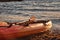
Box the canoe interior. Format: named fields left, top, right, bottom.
left=0, top=20, right=50, bottom=27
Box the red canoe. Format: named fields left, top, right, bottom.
left=0, top=19, right=52, bottom=40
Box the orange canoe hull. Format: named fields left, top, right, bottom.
left=0, top=20, right=52, bottom=40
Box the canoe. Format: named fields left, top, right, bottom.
left=0, top=19, right=52, bottom=40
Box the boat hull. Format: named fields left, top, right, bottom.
left=0, top=20, right=52, bottom=40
